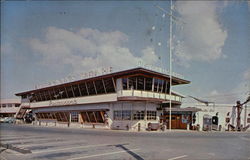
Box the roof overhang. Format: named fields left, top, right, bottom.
left=16, top=67, right=190, bottom=96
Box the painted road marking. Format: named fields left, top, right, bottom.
left=0, top=136, right=49, bottom=141
left=17, top=139, right=85, bottom=147
left=67, top=148, right=141, bottom=160
left=168, top=155, right=188, bottom=160
left=240, top=137, right=250, bottom=141
left=2, top=138, right=64, bottom=145
left=31, top=143, right=113, bottom=154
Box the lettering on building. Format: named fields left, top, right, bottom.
left=49, top=100, right=77, bottom=106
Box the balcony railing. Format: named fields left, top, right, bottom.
left=118, top=90, right=182, bottom=102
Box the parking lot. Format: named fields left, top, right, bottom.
left=1, top=123, right=250, bottom=160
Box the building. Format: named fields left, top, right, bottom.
left=15, top=67, right=198, bottom=131
left=190, top=103, right=250, bottom=131
left=0, top=99, right=21, bottom=117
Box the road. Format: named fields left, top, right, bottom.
left=0, top=123, right=249, bottom=160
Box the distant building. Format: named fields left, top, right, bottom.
left=15, top=67, right=200, bottom=131
left=189, top=103, right=250, bottom=131
left=0, top=99, right=21, bottom=117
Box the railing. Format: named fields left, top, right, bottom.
left=118, top=90, right=182, bottom=102
left=15, top=103, right=30, bottom=119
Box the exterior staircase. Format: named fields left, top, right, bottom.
left=15, top=103, right=30, bottom=119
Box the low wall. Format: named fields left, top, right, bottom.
left=33, top=121, right=109, bottom=129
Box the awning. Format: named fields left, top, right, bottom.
left=165, top=107, right=202, bottom=112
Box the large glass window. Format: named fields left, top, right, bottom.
left=40, top=92, right=46, bottom=101
left=122, top=110, right=132, bottom=120
left=79, top=83, right=89, bottom=96
left=52, top=88, right=61, bottom=99
left=86, top=82, right=96, bottom=95
left=137, top=76, right=144, bottom=90
left=121, top=76, right=169, bottom=93
left=145, top=77, right=153, bottom=91
left=80, top=111, right=104, bottom=123
left=114, top=110, right=131, bottom=120
left=122, top=78, right=128, bottom=90
left=95, top=111, right=105, bottom=123
left=133, top=111, right=145, bottom=120
left=65, top=86, right=74, bottom=98
left=44, top=90, right=52, bottom=100
left=128, top=77, right=136, bottom=90
left=153, top=78, right=159, bottom=92
left=147, top=111, right=157, bottom=120
left=71, top=112, right=79, bottom=123
left=103, top=78, right=115, bottom=93
left=158, top=79, right=164, bottom=93
left=59, top=87, right=68, bottom=99
left=95, top=80, right=106, bottom=94
left=166, top=82, right=170, bottom=94
left=114, top=111, right=123, bottom=120
left=72, top=85, right=81, bottom=97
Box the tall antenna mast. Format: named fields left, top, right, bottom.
left=169, top=0, right=173, bottom=131
left=156, top=0, right=185, bottom=130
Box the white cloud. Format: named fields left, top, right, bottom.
left=243, top=68, right=250, bottom=81
left=210, top=90, right=219, bottom=96
left=173, top=1, right=228, bottom=66
left=28, top=27, right=158, bottom=72
left=203, top=69, right=250, bottom=104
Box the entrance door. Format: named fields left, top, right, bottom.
left=176, top=115, right=181, bottom=129
left=161, top=115, right=178, bottom=129
left=171, top=116, right=177, bottom=129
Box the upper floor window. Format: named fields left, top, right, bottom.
left=7, top=104, right=12, bottom=107
left=122, top=76, right=169, bottom=94
left=26, top=77, right=116, bottom=103
left=15, top=104, right=20, bottom=107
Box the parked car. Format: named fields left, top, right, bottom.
left=0, top=117, right=5, bottom=123
left=2, top=117, right=16, bottom=123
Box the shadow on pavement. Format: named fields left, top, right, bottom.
left=115, top=144, right=144, bottom=160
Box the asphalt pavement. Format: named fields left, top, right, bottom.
left=0, top=123, right=249, bottom=160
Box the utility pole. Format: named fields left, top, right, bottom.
left=156, top=0, right=186, bottom=130
left=156, top=0, right=174, bottom=130
left=169, top=0, right=173, bottom=131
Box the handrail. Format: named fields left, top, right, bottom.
left=118, top=90, right=181, bottom=102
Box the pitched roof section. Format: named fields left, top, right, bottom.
left=15, top=67, right=190, bottom=96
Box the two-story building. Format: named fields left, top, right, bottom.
left=0, top=99, right=21, bottom=117
left=15, top=67, right=196, bottom=131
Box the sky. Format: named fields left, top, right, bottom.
left=1, top=1, right=250, bottom=105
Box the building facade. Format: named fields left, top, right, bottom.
left=191, top=103, right=250, bottom=131
left=0, top=99, right=21, bottom=117
left=15, top=67, right=193, bottom=131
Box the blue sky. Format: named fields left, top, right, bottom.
left=1, top=1, right=250, bottom=104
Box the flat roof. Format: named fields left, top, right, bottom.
left=0, top=99, right=21, bottom=104
left=16, top=67, right=190, bottom=96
